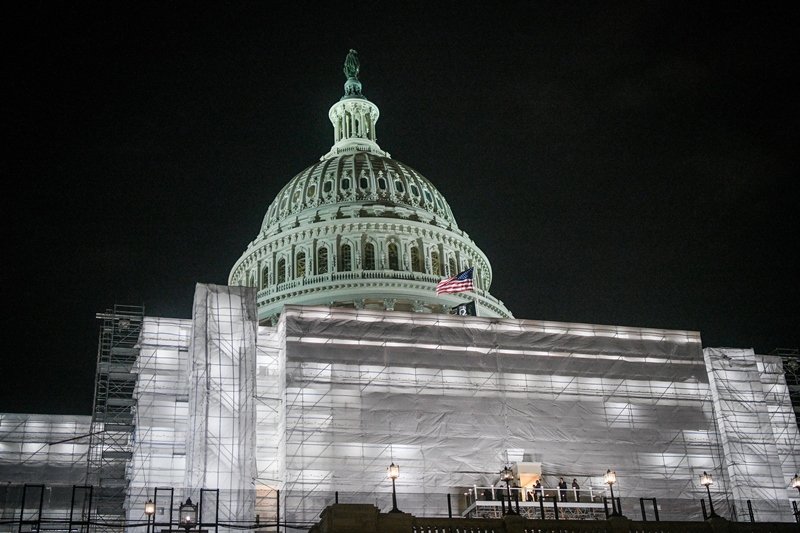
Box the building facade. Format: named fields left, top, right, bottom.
left=1, top=52, right=799, bottom=530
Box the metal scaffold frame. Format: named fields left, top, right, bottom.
left=86, top=304, right=144, bottom=530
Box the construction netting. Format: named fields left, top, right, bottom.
left=0, top=413, right=91, bottom=524
left=278, top=305, right=797, bottom=524
left=3, top=287, right=799, bottom=530
left=704, top=347, right=800, bottom=522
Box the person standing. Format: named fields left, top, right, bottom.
left=572, top=478, right=581, bottom=501
left=534, top=479, right=543, bottom=501
left=558, top=477, right=568, bottom=501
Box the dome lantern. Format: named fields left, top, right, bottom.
left=322, top=50, right=388, bottom=160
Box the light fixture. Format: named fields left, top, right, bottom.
left=144, top=499, right=156, bottom=533
left=605, top=469, right=619, bottom=516
left=387, top=463, right=401, bottom=513
left=179, top=497, right=198, bottom=531
left=700, top=471, right=717, bottom=517
left=501, top=464, right=517, bottom=515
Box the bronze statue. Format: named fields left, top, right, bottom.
left=343, top=49, right=360, bottom=79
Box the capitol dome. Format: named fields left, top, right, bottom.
left=229, top=51, right=512, bottom=322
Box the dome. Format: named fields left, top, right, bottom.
left=261, top=153, right=458, bottom=238
left=229, top=51, right=512, bottom=322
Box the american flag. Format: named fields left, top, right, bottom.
left=436, top=267, right=474, bottom=295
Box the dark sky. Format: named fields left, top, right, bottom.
left=2, top=2, right=798, bottom=415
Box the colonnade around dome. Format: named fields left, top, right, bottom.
left=230, top=214, right=512, bottom=322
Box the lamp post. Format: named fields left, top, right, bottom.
left=144, top=499, right=155, bottom=533
left=700, top=471, right=717, bottom=518
left=501, top=464, right=517, bottom=515
left=179, top=497, right=198, bottom=532
left=604, top=469, right=618, bottom=516
left=387, top=463, right=401, bottom=513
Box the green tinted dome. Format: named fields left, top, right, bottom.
left=261, top=153, right=458, bottom=237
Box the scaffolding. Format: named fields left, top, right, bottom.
left=704, top=347, right=800, bottom=522
left=771, top=348, right=800, bottom=429
left=278, top=306, right=726, bottom=524
left=86, top=304, right=144, bottom=529
left=66, top=290, right=798, bottom=528
left=126, top=316, right=192, bottom=526
left=0, top=413, right=91, bottom=529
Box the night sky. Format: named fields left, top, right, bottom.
left=3, top=2, right=797, bottom=415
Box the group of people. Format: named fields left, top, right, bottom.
left=525, top=477, right=581, bottom=502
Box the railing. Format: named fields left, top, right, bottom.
left=256, top=269, right=511, bottom=316
left=467, top=485, right=603, bottom=506
left=309, top=503, right=800, bottom=533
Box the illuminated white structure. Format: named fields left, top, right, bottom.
left=1, top=52, right=799, bottom=529
left=228, top=50, right=512, bottom=322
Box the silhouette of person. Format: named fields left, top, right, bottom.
left=534, top=479, right=543, bottom=501
left=572, top=478, right=581, bottom=501
left=558, top=477, right=568, bottom=501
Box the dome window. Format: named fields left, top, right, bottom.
left=377, top=177, right=387, bottom=190
left=359, top=176, right=369, bottom=189
left=435, top=197, right=443, bottom=209
left=307, top=185, right=316, bottom=197
left=292, top=190, right=301, bottom=203
left=410, top=246, right=423, bottom=273
left=317, top=247, right=329, bottom=274
left=410, top=184, right=419, bottom=197
left=431, top=251, right=441, bottom=276
left=394, top=180, right=404, bottom=193
left=423, top=190, right=433, bottom=203
left=277, top=259, right=286, bottom=284
left=296, top=252, right=306, bottom=278
left=261, top=265, right=269, bottom=289
left=364, top=243, right=375, bottom=270
left=388, top=243, right=399, bottom=271
left=340, top=244, right=352, bottom=272
left=341, top=177, right=351, bottom=190
left=323, top=181, right=333, bottom=194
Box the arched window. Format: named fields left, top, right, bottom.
left=277, top=258, right=286, bottom=284
left=388, top=243, right=399, bottom=271
left=340, top=244, right=352, bottom=272
left=448, top=256, right=457, bottom=276
left=261, top=265, right=269, bottom=289
left=317, top=247, right=328, bottom=274
left=248, top=272, right=255, bottom=287
left=410, top=246, right=422, bottom=273
left=431, top=250, right=441, bottom=276
left=364, top=243, right=375, bottom=270
left=296, top=252, right=306, bottom=278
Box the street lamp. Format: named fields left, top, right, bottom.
left=179, top=497, right=198, bottom=532
left=604, top=469, right=619, bottom=516
left=700, top=471, right=718, bottom=517
left=387, top=463, right=401, bottom=513
left=501, top=464, right=517, bottom=515
left=144, top=499, right=156, bottom=533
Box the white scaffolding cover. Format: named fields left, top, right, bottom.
left=15, top=284, right=789, bottom=529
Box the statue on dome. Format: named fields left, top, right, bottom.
left=343, top=49, right=360, bottom=79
